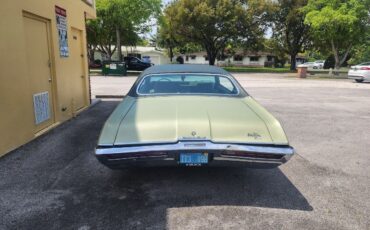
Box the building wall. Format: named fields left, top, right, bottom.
left=141, top=51, right=170, bottom=65
left=0, top=0, right=96, bottom=156
left=94, top=50, right=170, bottom=66
left=243, top=56, right=268, bottom=66
left=184, top=55, right=270, bottom=67
left=185, top=56, right=210, bottom=65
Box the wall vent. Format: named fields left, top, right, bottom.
left=33, top=92, right=50, bottom=125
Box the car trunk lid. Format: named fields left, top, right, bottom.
left=113, top=96, right=273, bottom=145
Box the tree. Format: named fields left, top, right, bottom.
left=86, top=17, right=141, bottom=61
left=270, top=0, right=310, bottom=70
left=86, top=20, right=100, bottom=63
left=161, top=0, right=268, bottom=65
left=264, top=38, right=289, bottom=68
left=349, top=30, right=370, bottom=65
left=304, top=0, right=370, bottom=70
left=157, top=11, right=203, bottom=62
left=87, top=0, right=161, bottom=61
left=157, top=11, right=181, bottom=62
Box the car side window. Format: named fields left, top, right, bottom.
left=219, top=77, right=236, bottom=93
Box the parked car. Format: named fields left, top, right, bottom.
left=95, top=64, right=294, bottom=169
left=313, top=60, right=325, bottom=69
left=304, top=62, right=316, bottom=69
left=348, top=62, right=370, bottom=83
left=124, top=56, right=153, bottom=71
left=303, top=60, right=325, bottom=69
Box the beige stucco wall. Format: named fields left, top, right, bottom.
left=0, top=0, right=96, bottom=156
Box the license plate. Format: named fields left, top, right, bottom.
left=180, top=153, right=208, bottom=165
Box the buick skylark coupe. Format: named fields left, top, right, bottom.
left=96, top=65, right=294, bottom=168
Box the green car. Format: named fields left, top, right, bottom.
left=96, top=65, right=294, bottom=168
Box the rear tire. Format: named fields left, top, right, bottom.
left=355, top=79, right=364, bottom=83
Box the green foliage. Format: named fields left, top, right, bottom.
left=264, top=38, right=289, bottom=68
left=160, top=0, right=269, bottom=65
left=304, top=0, right=370, bottom=69
left=304, top=0, right=368, bottom=46
left=305, top=50, right=326, bottom=62
left=270, top=0, right=310, bottom=70
left=156, top=5, right=183, bottom=61
left=95, top=0, right=161, bottom=30
left=176, top=43, right=203, bottom=55
left=349, top=44, right=370, bottom=65
left=87, top=0, right=161, bottom=60
left=348, top=30, right=370, bottom=64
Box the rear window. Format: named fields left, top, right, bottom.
left=137, top=74, right=238, bottom=95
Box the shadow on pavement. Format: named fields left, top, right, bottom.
left=115, top=166, right=312, bottom=211
left=47, top=166, right=312, bottom=229
left=0, top=101, right=312, bottom=230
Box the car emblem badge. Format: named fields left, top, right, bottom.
left=191, top=131, right=197, bottom=137
left=248, top=132, right=261, bottom=139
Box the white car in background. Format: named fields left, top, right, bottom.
left=304, top=62, right=316, bottom=69
left=348, top=62, right=370, bottom=83
left=313, top=60, right=325, bottom=69
left=304, top=60, right=325, bottom=69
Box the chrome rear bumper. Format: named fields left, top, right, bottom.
left=95, top=141, right=294, bottom=169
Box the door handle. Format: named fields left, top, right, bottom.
left=48, top=78, right=52, bottom=83
left=81, top=75, right=85, bottom=78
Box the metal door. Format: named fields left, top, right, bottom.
left=23, top=14, right=55, bottom=133
left=70, top=28, right=87, bottom=112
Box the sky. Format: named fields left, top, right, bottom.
left=162, top=0, right=172, bottom=6
left=146, top=0, right=172, bottom=38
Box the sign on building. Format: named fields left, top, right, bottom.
left=55, top=6, right=69, bottom=57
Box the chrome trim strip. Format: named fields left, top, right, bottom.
left=108, top=155, right=167, bottom=161
left=213, top=157, right=282, bottom=164
left=113, top=138, right=287, bottom=146
left=95, top=141, right=294, bottom=156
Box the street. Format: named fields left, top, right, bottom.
left=1, top=74, right=369, bottom=229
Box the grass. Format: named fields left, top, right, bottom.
left=222, top=66, right=295, bottom=73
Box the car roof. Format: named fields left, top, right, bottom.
left=141, top=64, right=231, bottom=76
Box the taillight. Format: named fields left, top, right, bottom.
left=360, top=67, right=370, bottom=70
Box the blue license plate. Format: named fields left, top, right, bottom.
left=180, top=153, right=208, bottom=165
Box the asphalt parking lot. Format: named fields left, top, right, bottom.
left=1, top=73, right=369, bottom=230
